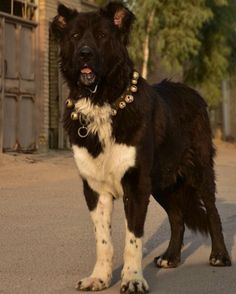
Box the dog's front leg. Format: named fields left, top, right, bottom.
left=76, top=181, right=113, bottom=291
left=121, top=172, right=150, bottom=294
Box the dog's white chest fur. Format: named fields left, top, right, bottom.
left=72, top=98, right=136, bottom=198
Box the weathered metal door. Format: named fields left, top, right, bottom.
left=1, top=15, right=37, bottom=152
left=0, top=16, right=4, bottom=151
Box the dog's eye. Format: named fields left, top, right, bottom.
left=72, top=33, right=80, bottom=39
left=97, top=32, right=105, bottom=39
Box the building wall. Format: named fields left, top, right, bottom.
left=48, top=30, right=59, bottom=148
left=229, top=77, right=236, bottom=141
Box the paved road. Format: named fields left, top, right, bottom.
left=0, top=143, right=235, bottom=294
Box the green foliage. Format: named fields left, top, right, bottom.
left=93, top=0, right=236, bottom=107
left=129, top=0, right=236, bottom=107
left=184, top=0, right=236, bottom=106
left=157, top=1, right=212, bottom=73
left=129, top=0, right=212, bottom=71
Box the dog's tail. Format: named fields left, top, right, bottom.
left=183, top=191, right=209, bottom=236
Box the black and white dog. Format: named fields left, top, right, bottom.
left=51, top=2, right=231, bottom=293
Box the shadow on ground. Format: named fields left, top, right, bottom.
left=111, top=199, right=235, bottom=293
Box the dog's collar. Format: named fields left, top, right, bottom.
left=110, top=70, right=139, bottom=116
left=65, top=70, right=139, bottom=113
left=65, top=70, right=139, bottom=138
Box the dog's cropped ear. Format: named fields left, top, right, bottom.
left=101, top=2, right=135, bottom=43
left=51, top=3, right=78, bottom=38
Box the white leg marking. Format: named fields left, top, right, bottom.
left=76, top=195, right=113, bottom=291
left=121, top=225, right=149, bottom=293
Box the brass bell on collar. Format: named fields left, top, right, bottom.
left=133, top=71, right=139, bottom=80
left=125, top=94, right=134, bottom=103
left=130, top=85, right=138, bottom=93
left=65, top=98, right=74, bottom=108
left=111, top=109, right=117, bottom=116
left=119, top=101, right=126, bottom=109
left=71, top=111, right=79, bottom=120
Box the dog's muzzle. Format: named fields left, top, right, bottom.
left=78, top=46, right=97, bottom=86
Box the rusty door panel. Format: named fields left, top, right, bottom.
left=20, top=80, right=35, bottom=94
left=18, top=96, right=35, bottom=149
left=0, top=16, right=4, bottom=151
left=20, top=25, right=34, bottom=80
left=5, top=22, right=18, bottom=79
left=0, top=33, right=1, bottom=91
left=1, top=16, right=37, bottom=152
left=3, top=95, right=17, bottom=150
left=0, top=17, right=3, bottom=92
left=4, top=79, right=19, bottom=93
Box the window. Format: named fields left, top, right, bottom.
left=0, top=0, right=37, bottom=21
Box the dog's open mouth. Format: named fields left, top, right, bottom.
left=80, top=67, right=96, bottom=86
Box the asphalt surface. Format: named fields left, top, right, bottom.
left=0, top=143, right=236, bottom=294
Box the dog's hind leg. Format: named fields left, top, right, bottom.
left=152, top=190, right=185, bottom=268
left=199, top=171, right=231, bottom=266
left=121, top=169, right=150, bottom=294
left=76, top=181, right=114, bottom=291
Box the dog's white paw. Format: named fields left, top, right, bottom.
left=154, top=255, right=180, bottom=268
left=155, top=256, right=171, bottom=268
left=76, top=276, right=110, bottom=291
left=120, top=278, right=149, bottom=294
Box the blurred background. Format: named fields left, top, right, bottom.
left=0, top=0, right=235, bottom=154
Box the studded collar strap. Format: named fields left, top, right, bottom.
left=110, top=71, right=139, bottom=116
left=65, top=71, right=140, bottom=117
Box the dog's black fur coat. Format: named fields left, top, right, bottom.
left=52, top=1, right=231, bottom=293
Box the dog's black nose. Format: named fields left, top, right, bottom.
left=79, top=46, right=93, bottom=59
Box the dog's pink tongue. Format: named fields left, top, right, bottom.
left=81, top=67, right=92, bottom=74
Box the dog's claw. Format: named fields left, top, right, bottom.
left=76, top=276, right=109, bottom=291
left=120, top=279, right=149, bottom=294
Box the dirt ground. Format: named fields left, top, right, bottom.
left=0, top=142, right=236, bottom=294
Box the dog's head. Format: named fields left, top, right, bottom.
left=51, top=2, right=134, bottom=88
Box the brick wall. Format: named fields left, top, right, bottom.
left=49, top=31, right=59, bottom=148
